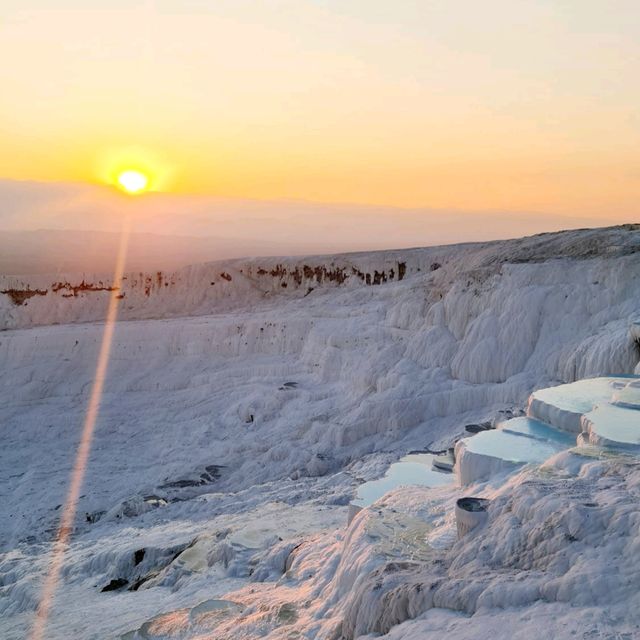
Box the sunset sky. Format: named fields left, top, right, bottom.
left=1, top=0, right=639, bottom=218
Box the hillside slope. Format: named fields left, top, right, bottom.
left=1, top=225, right=639, bottom=639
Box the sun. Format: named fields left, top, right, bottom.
left=117, top=169, right=149, bottom=194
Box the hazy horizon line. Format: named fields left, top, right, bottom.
left=0, top=176, right=629, bottom=223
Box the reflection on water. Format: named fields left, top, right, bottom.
left=352, top=454, right=453, bottom=508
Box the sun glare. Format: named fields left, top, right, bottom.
left=117, top=170, right=149, bottom=194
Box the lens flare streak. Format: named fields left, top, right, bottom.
left=29, top=216, right=132, bottom=640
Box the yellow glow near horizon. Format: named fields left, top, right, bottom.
left=95, top=145, right=172, bottom=195
left=1, top=2, right=640, bottom=217
left=117, top=170, right=149, bottom=194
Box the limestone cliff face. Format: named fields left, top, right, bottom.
left=2, top=225, right=639, bottom=333
left=0, top=254, right=415, bottom=330
left=1, top=225, right=639, bottom=386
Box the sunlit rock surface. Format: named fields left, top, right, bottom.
left=1, top=225, right=640, bottom=639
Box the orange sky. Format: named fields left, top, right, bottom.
left=1, top=1, right=639, bottom=217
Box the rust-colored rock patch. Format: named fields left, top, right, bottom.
left=1, top=288, right=48, bottom=306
